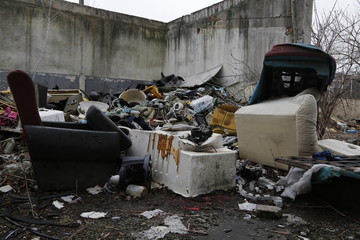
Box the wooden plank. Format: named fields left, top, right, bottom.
left=275, top=157, right=360, bottom=173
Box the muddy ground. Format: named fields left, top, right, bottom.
left=1, top=155, right=360, bottom=240
left=1, top=128, right=360, bottom=240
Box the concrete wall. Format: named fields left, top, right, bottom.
left=333, top=98, right=360, bottom=120
left=165, top=0, right=313, bottom=101
left=0, top=0, right=166, bottom=92
left=0, top=0, right=313, bottom=96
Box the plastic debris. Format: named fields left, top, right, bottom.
left=0, top=185, right=13, bottom=193
left=61, top=195, right=75, bottom=203
left=52, top=200, right=64, bottom=209
left=111, top=216, right=121, bottom=221
left=126, top=184, right=148, bottom=198
left=255, top=204, right=282, bottom=218
left=278, top=164, right=339, bottom=200
left=80, top=211, right=107, bottom=219
left=243, top=214, right=252, bottom=220
left=190, top=95, right=214, bottom=114
left=337, top=122, right=347, bottom=132
left=238, top=184, right=283, bottom=207
left=3, top=161, right=32, bottom=175
left=137, top=215, right=187, bottom=240
left=283, top=214, right=308, bottom=225
left=140, top=209, right=164, bottom=219
left=257, top=177, right=276, bottom=190
left=138, top=226, right=169, bottom=240
left=347, top=129, right=357, bottom=134
left=2, top=137, right=16, bottom=154
left=238, top=202, right=256, bottom=211
left=164, top=215, right=187, bottom=234
left=69, top=197, right=83, bottom=204
left=86, top=185, right=103, bottom=195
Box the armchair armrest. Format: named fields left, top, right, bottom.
left=42, top=121, right=91, bottom=130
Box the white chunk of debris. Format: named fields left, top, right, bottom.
left=258, top=177, right=276, bottom=190
left=238, top=202, right=256, bottom=211
left=243, top=214, right=252, bottom=220
left=140, top=209, right=164, bottom=219
left=297, top=237, right=310, bottom=240
left=138, top=226, right=169, bottom=240
left=86, top=185, right=103, bottom=195
left=61, top=195, right=75, bottom=203
left=284, top=214, right=308, bottom=225
left=164, top=215, right=187, bottom=234
left=52, top=200, right=64, bottom=209
left=80, top=211, right=107, bottom=219
left=0, top=185, right=13, bottom=193
left=137, top=215, right=187, bottom=240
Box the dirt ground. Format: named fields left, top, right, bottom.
left=1, top=183, right=360, bottom=240
left=1, top=132, right=360, bottom=240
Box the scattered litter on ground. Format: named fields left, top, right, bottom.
left=126, top=184, right=148, bottom=198
left=86, top=185, right=103, bottom=195
left=60, top=195, right=75, bottom=203
left=283, top=214, right=308, bottom=226
left=238, top=201, right=256, bottom=211
left=80, top=211, right=107, bottom=219
left=0, top=184, right=13, bottom=193
left=0, top=43, right=359, bottom=239
left=140, top=209, right=165, bottom=219
left=52, top=200, right=65, bottom=209
left=136, top=215, right=187, bottom=240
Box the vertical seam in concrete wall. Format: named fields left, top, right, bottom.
left=290, top=0, right=297, bottom=43
left=26, top=8, right=32, bottom=70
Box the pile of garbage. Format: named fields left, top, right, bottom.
left=85, top=77, right=240, bottom=142
left=1, top=72, right=242, bottom=149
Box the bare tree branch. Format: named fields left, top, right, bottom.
left=312, top=0, right=360, bottom=137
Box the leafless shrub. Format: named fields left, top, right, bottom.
left=312, top=0, right=360, bottom=137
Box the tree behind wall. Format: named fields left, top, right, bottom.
left=312, top=0, right=360, bottom=138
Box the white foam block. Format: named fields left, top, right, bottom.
left=126, top=129, right=236, bottom=197
left=39, top=109, right=65, bottom=122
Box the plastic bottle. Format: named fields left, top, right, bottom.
left=190, top=95, right=214, bottom=113
left=3, top=138, right=15, bottom=154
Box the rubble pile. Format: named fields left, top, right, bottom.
left=1, top=43, right=360, bottom=240
left=1, top=73, right=241, bottom=148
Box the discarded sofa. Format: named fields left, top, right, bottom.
left=236, top=43, right=336, bottom=170
left=236, top=91, right=321, bottom=170
left=7, top=70, right=132, bottom=191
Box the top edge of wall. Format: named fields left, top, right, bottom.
left=6, top=0, right=168, bottom=28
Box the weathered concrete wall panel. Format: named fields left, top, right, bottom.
left=0, top=0, right=313, bottom=96
left=164, top=0, right=313, bottom=101
left=0, top=0, right=167, bottom=87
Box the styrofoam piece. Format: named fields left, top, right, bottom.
left=318, top=139, right=360, bottom=156
left=39, top=109, right=65, bottom=122
left=126, top=130, right=224, bottom=156
left=126, top=129, right=236, bottom=197
left=80, top=211, right=107, bottom=219
left=235, top=97, right=299, bottom=170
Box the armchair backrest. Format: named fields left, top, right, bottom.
left=86, top=105, right=132, bottom=150
left=7, top=70, right=42, bottom=126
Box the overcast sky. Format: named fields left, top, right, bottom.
left=65, top=0, right=358, bottom=22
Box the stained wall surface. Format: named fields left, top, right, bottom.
left=0, top=0, right=313, bottom=95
